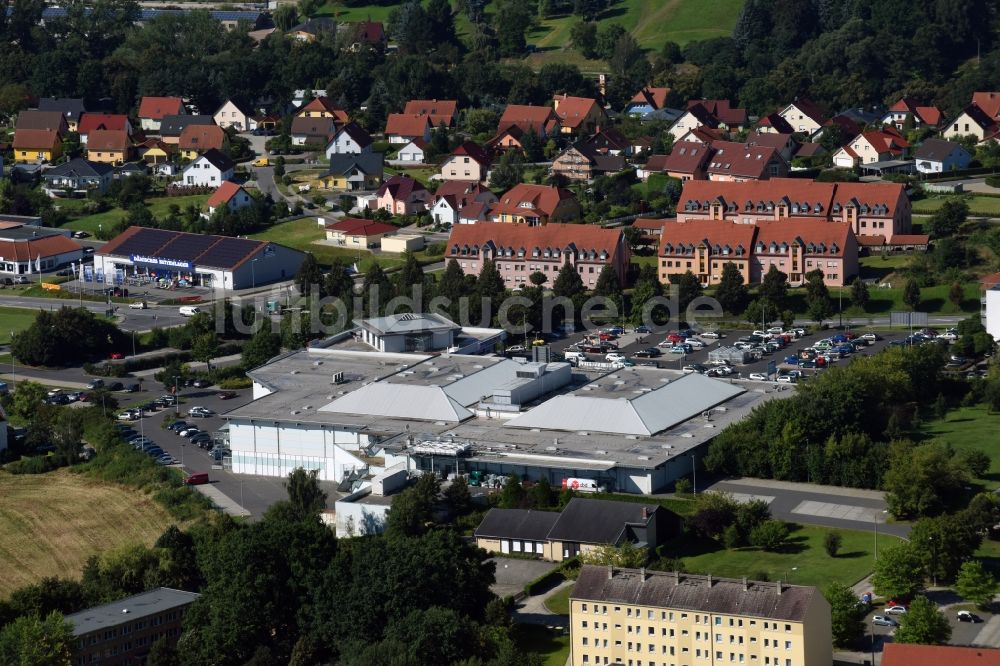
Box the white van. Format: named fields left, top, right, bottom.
left=563, top=350, right=585, bottom=362
left=178, top=306, right=201, bottom=317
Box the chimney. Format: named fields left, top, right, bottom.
left=641, top=506, right=649, bottom=520
left=673, top=570, right=680, bottom=585
left=640, top=567, right=646, bottom=581
left=742, top=576, right=748, bottom=591
left=776, top=580, right=783, bottom=595
left=608, top=565, right=614, bottom=580
left=707, top=574, right=712, bottom=588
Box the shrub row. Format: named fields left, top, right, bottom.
left=523, top=556, right=580, bottom=596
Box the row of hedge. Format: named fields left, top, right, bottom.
left=523, top=557, right=580, bottom=597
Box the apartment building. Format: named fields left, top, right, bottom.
left=676, top=178, right=911, bottom=242
left=570, top=566, right=831, bottom=666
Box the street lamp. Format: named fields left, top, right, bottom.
left=874, top=509, right=888, bottom=559
left=181, top=441, right=185, bottom=467
left=174, top=376, right=182, bottom=416
left=251, top=257, right=260, bottom=290
left=689, top=452, right=697, bottom=496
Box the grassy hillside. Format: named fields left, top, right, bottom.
left=0, top=469, right=175, bottom=598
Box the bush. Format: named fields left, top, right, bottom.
left=426, top=242, right=446, bottom=256
left=6, top=454, right=63, bottom=474
left=824, top=531, right=843, bottom=557
left=749, top=520, right=790, bottom=551
left=674, top=477, right=692, bottom=494
left=986, top=175, right=1000, bottom=188
left=218, top=376, right=253, bottom=389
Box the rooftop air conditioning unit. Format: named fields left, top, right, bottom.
left=332, top=371, right=345, bottom=384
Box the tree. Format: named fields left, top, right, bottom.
left=884, top=441, right=969, bottom=518
left=670, top=270, right=703, bottom=315
left=12, top=307, right=125, bottom=366
left=488, top=149, right=525, bottom=191
left=53, top=408, right=84, bottom=466
left=804, top=269, right=832, bottom=324
left=715, top=262, right=749, bottom=314
left=191, top=333, right=219, bottom=369
left=295, top=253, right=324, bottom=298
left=824, top=531, right=843, bottom=557
left=475, top=259, right=506, bottom=326
left=553, top=260, right=584, bottom=299
left=0, top=610, right=74, bottom=666
left=895, top=596, right=952, bottom=645
left=297, top=0, right=322, bottom=19
left=948, top=281, right=965, bottom=309
left=443, top=477, right=473, bottom=516
left=393, top=250, right=428, bottom=306
left=956, top=560, right=999, bottom=609
left=385, top=473, right=440, bottom=538
left=570, top=20, right=598, bottom=58
left=594, top=264, right=622, bottom=315
left=748, top=520, right=789, bottom=551
left=10, top=380, right=46, bottom=422
left=872, top=542, right=924, bottom=600
left=362, top=264, right=393, bottom=316
left=850, top=278, right=869, bottom=311
left=146, top=636, right=181, bottom=666
left=825, top=582, right=864, bottom=647
left=960, top=449, right=991, bottom=478
left=903, top=278, right=921, bottom=311
left=285, top=468, right=327, bottom=520
left=272, top=5, right=298, bottom=31
left=242, top=324, right=282, bottom=370
left=759, top=265, right=788, bottom=311
left=925, top=199, right=968, bottom=239
left=579, top=541, right=647, bottom=568
left=498, top=474, right=526, bottom=509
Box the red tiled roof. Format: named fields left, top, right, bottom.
left=499, top=104, right=558, bottom=135
left=882, top=643, right=1000, bottom=666
left=492, top=183, right=576, bottom=218
left=755, top=113, right=794, bottom=134
left=685, top=126, right=724, bottom=144
left=79, top=113, right=129, bottom=135
left=435, top=180, right=493, bottom=204
left=13, top=129, right=60, bottom=150
left=886, top=234, right=929, bottom=244
left=447, top=222, right=622, bottom=257
left=87, top=129, right=129, bottom=152
left=629, top=87, right=670, bottom=110
left=754, top=218, right=854, bottom=257
left=384, top=113, right=431, bottom=138
left=299, top=97, right=350, bottom=123
left=784, top=99, right=826, bottom=125
left=981, top=270, right=1000, bottom=288
left=0, top=234, right=81, bottom=261
left=662, top=142, right=711, bottom=174
left=349, top=21, right=384, bottom=43
left=403, top=99, right=458, bottom=127
left=795, top=142, right=825, bottom=158
left=832, top=181, right=907, bottom=215
left=857, top=129, right=909, bottom=155
left=643, top=155, right=670, bottom=171
left=660, top=220, right=756, bottom=256
left=206, top=181, right=245, bottom=207
left=552, top=94, right=603, bottom=129
left=138, top=96, right=183, bottom=120
left=326, top=217, right=398, bottom=237
left=889, top=97, right=943, bottom=126
left=746, top=133, right=793, bottom=151
left=450, top=141, right=491, bottom=166
left=973, top=92, right=1000, bottom=120
left=16, top=111, right=67, bottom=133
left=633, top=218, right=666, bottom=231
left=824, top=114, right=862, bottom=138
left=916, top=106, right=943, bottom=126
left=179, top=125, right=225, bottom=151
left=376, top=174, right=428, bottom=200
left=707, top=140, right=783, bottom=179
left=687, top=99, right=747, bottom=126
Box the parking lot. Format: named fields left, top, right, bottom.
left=520, top=325, right=912, bottom=382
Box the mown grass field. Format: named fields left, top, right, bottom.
left=0, top=306, right=38, bottom=336
left=659, top=524, right=902, bottom=588
left=250, top=218, right=405, bottom=272
left=912, top=195, right=1000, bottom=216
left=58, top=195, right=210, bottom=235
left=0, top=469, right=176, bottom=598
left=513, top=624, right=571, bottom=666
left=920, top=406, right=1000, bottom=490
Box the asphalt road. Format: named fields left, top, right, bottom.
left=0, top=294, right=192, bottom=330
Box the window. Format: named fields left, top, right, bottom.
left=784, top=625, right=791, bottom=633
left=784, top=641, right=791, bottom=650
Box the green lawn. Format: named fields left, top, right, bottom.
left=912, top=195, right=1000, bottom=216
left=822, top=282, right=981, bottom=317
left=512, top=624, right=571, bottom=666
left=315, top=1, right=398, bottom=21
left=384, top=165, right=440, bottom=187
left=60, top=195, right=210, bottom=235
left=658, top=524, right=901, bottom=588
left=920, top=406, right=1000, bottom=490
left=249, top=218, right=404, bottom=271
left=544, top=583, right=573, bottom=615
left=0, top=306, right=38, bottom=336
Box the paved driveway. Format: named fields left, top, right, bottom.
left=490, top=557, right=559, bottom=599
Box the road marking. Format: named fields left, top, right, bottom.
left=973, top=614, right=1000, bottom=648
left=724, top=492, right=775, bottom=505
left=791, top=500, right=886, bottom=523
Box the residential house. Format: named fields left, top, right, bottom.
left=37, top=98, right=86, bottom=132
left=85, top=129, right=130, bottom=164
left=552, top=94, right=608, bottom=136
left=446, top=222, right=628, bottom=289
left=658, top=141, right=711, bottom=181
left=296, top=96, right=350, bottom=124
left=116, top=162, right=147, bottom=179
left=631, top=217, right=667, bottom=243
left=15, top=110, right=68, bottom=138
left=624, top=86, right=671, bottom=117
left=973, top=92, right=1000, bottom=120
left=182, top=149, right=234, bottom=187
left=42, top=158, right=114, bottom=196
left=475, top=498, right=675, bottom=561
left=667, top=104, right=721, bottom=142
left=811, top=113, right=862, bottom=144
left=249, top=114, right=280, bottom=133
left=754, top=112, right=795, bottom=135
left=384, top=114, right=432, bottom=145
left=12, top=129, right=61, bottom=162
left=289, top=17, right=336, bottom=42
left=136, top=139, right=173, bottom=164
left=636, top=154, right=669, bottom=181
left=290, top=116, right=337, bottom=146
left=658, top=217, right=858, bottom=287
left=674, top=125, right=724, bottom=145
left=78, top=113, right=131, bottom=145
left=325, top=218, right=399, bottom=248
left=943, top=103, right=999, bottom=143
left=746, top=131, right=798, bottom=163
left=706, top=140, right=788, bottom=181
left=339, top=21, right=386, bottom=51
left=581, top=127, right=631, bottom=156
left=832, top=128, right=909, bottom=167
left=668, top=99, right=747, bottom=141
left=178, top=125, right=226, bottom=160
left=497, top=104, right=560, bottom=138
left=795, top=142, right=827, bottom=162
left=778, top=99, right=827, bottom=134
left=675, top=178, right=912, bottom=242
left=396, top=138, right=428, bottom=163
left=213, top=99, right=251, bottom=131
left=324, top=122, right=373, bottom=158
left=551, top=142, right=625, bottom=181
left=882, top=644, right=1000, bottom=666
left=403, top=99, right=459, bottom=128
left=138, top=96, right=185, bottom=133
left=205, top=181, right=253, bottom=217
left=487, top=125, right=529, bottom=153
left=159, top=115, right=214, bottom=145
left=440, top=142, right=491, bottom=182
left=431, top=181, right=497, bottom=226
left=490, top=183, right=580, bottom=226
left=914, top=138, right=972, bottom=174
left=882, top=97, right=943, bottom=130
left=374, top=175, right=432, bottom=215
left=568, top=566, right=832, bottom=666
left=320, top=153, right=384, bottom=191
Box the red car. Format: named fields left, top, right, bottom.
left=666, top=333, right=684, bottom=344
left=217, top=391, right=237, bottom=400
left=109, top=352, right=124, bottom=359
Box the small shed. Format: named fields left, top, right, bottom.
left=380, top=233, right=425, bottom=253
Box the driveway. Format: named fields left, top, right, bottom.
left=490, top=557, right=559, bottom=599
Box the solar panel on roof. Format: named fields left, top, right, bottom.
left=197, top=237, right=262, bottom=269
left=114, top=228, right=181, bottom=258
left=156, top=234, right=218, bottom=262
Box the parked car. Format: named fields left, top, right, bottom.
left=180, top=428, right=202, bottom=438
left=633, top=348, right=661, bottom=358
left=634, top=325, right=651, bottom=334
left=107, top=382, right=124, bottom=391
left=217, top=391, right=237, bottom=400
left=185, top=472, right=210, bottom=485
left=885, top=605, right=908, bottom=615
left=605, top=353, right=626, bottom=363
left=192, top=379, right=211, bottom=388
left=87, top=378, right=105, bottom=390
left=506, top=345, right=526, bottom=354
left=958, top=610, right=983, bottom=623
left=776, top=374, right=795, bottom=384
left=168, top=421, right=189, bottom=432
left=188, top=407, right=215, bottom=418
left=128, top=301, right=147, bottom=310
left=72, top=230, right=90, bottom=238
left=872, top=615, right=898, bottom=627
left=748, top=373, right=768, bottom=381
left=700, top=331, right=721, bottom=340
left=125, top=383, right=140, bottom=393
left=44, top=394, right=70, bottom=405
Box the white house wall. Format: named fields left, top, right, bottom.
left=227, top=420, right=373, bottom=481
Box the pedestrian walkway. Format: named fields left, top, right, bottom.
left=194, top=483, right=250, bottom=517
left=0, top=374, right=89, bottom=390
left=718, top=477, right=886, bottom=501
left=792, top=500, right=887, bottom=523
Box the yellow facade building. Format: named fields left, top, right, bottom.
left=570, top=566, right=831, bottom=666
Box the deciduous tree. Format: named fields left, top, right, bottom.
left=872, top=542, right=924, bottom=600
left=956, top=560, right=999, bottom=609
left=895, top=595, right=951, bottom=645
left=825, top=582, right=864, bottom=647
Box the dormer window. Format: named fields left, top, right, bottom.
left=831, top=243, right=839, bottom=254
left=532, top=248, right=540, bottom=257
left=735, top=245, right=744, bottom=256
